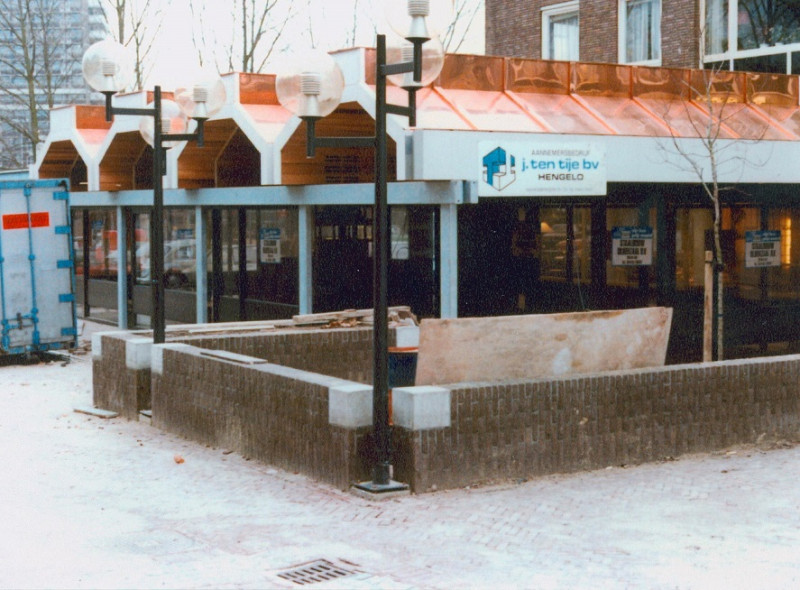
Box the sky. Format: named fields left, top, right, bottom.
left=145, top=0, right=485, bottom=88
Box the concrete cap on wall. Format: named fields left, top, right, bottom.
left=91, top=331, right=128, bottom=359
left=151, top=343, right=194, bottom=375
left=328, top=383, right=373, bottom=429
left=392, top=386, right=451, bottom=431
left=125, top=338, right=154, bottom=370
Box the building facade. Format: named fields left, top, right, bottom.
left=0, top=0, right=106, bottom=169
left=34, top=49, right=800, bottom=364
left=487, top=0, right=800, bottom=75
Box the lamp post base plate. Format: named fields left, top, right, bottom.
left=351, top=480, right=410, bottom=500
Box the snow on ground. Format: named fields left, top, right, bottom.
left=1, top=320, right=799, bottom=589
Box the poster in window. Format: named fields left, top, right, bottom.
left=745, top=230, right=780, bottom=268
left=611, top=226, right=653, bottom=266
left=259, top=227, right=281, bottom=264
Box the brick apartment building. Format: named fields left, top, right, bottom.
left=486, top=0, right=800, bottom=75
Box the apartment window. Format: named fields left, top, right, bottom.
left=542, top=1, right=579, bottom=61
left=705, top=1, right=800, bottom=73
left=737, top=0, right=800, bottom=50
left=705, top=0, right=728, bottom=55
left=619, top=0, right=661, bottom=64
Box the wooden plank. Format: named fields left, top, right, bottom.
left=291, top=306, right=413, bottom=326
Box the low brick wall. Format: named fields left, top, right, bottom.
left=393, top=356, right=800, bottom=492
left=92, top=325, right=800, bottom=494
left=92, top=333, right=152, bottom=420
left=150, top=345, right=373, bottom=489
left=92, top=324, right=383, bottom=419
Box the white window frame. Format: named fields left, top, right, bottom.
left=617, top=0, right=662, bottom=66
left=542, top=1, right=580, bottom=61
left=702, top=0, right=800, bottom=73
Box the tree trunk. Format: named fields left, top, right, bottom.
left=716, top=268, right=724, bottom=360
left=704, top=251, right=713, bottom=362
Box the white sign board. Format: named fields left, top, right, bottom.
left=479, top=142, right=606, bottom=197
left=259, top=227, right=281, bottom=264
left=612, top=226, right=653, bottom=266
left=745, top=230, right=781, bottom=268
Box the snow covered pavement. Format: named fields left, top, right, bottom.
left=1, top=322, right=799, bottom=589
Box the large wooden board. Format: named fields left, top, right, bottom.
left=415, top=308, right=673, bottom=386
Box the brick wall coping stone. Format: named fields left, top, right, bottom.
left=392, top=386, right=451, bottom=430
left=151, top=343, right=351, bottom=389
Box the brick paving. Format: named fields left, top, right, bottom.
left=1, top=325, right=799, bottom=589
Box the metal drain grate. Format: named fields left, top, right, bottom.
left=276, top=559, right=357, bottom=586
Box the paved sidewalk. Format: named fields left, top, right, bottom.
left=1, top=323, right=799, bottom=589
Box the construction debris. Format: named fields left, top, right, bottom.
left=291, top=306, right=418, bottom=329
left=158, top=307, right=418, bottom=339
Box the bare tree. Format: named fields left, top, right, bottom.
left=661, top=63, right=769, bottom=360
left=190, top=0, right=292, bottom=74
left=0, top=0, right=88, bottom=168
left=101, top=0, right=171, bottom=90
left=441, top=0, right=483, bottom=53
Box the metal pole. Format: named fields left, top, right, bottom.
left=151, top=86, right=166, bottom=344
left=372, top=34, right=391, bottom=486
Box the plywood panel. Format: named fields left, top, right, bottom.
left=415, top=307, right=673, bottom=385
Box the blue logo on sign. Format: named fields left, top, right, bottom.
left=482, top=147, right=516, bottom=191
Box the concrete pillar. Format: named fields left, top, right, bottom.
left=116, top=205, right=128, bottom=329
left=195, top=206, right=208, bottom=324
left=439, top=203, right=458, bottom=318
left=298, top=205, right=314, bottom=315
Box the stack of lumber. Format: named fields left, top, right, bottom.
left=291, top=306, right=417, bottom=328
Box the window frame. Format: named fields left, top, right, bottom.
left=541, top=1, right=580, bottom=61
left=703, top=0, right=800, bottom=74
left=617, top=0, right=662, bottom=66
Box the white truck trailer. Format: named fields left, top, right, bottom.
left=0, top=179, right=77, bottom=355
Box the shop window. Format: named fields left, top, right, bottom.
left=726, top=206, right=760, bottom=298
left=619, top=0, right=661, bottom=65
left=248, top=208, right=299, bottom=307
left=763, top=208, right=800, bottom=300
left=675, top=208, right=713, bottom=290
left=134, top=209, right=198, bottom=291
left=539, top=206, right=591, bottom=283
left=606, top=207, right=657, bottom=288
left=542, top=1, right=580, bottom=61
left=87, top=210, right=118, bottom=281
left=313, top=206, right=373, bottom=312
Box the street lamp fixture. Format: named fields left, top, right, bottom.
left=276, top=0, right=447, bottom=494
left=82, top=40, right=226, bottom=344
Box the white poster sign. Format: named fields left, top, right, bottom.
left=612, top=226, right=653, bottom=266
left=259, top=227, right=281, bottom=264
left=745, top=230, right=781, bottom=268
left=479, top=142, right=606, bottom=197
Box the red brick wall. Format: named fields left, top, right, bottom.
left=95, top=330, right=800, bottom=494
left=92, top=336, right=150, bottom=420
left=486, top=0, right=700, bottom=68
left=92, top=327, right=384, bottom=418
left=151, top=345, right=373, bottom=489
left=661, top=0, right=700, bottom=68
left=395, top=358, right=800, bottom=492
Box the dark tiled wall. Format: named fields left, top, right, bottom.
left=396, top=358, right=800, bottom=492
left=151, top=346, right=373, bottom=490
left=93, top=327, right=381, bottom=418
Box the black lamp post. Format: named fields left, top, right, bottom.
left=82, top=41, right=225, bottom=344
left=277, top=4, right=446, bottom=493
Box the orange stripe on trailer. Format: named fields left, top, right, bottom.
left=2, top=212, right=50, bottom=230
